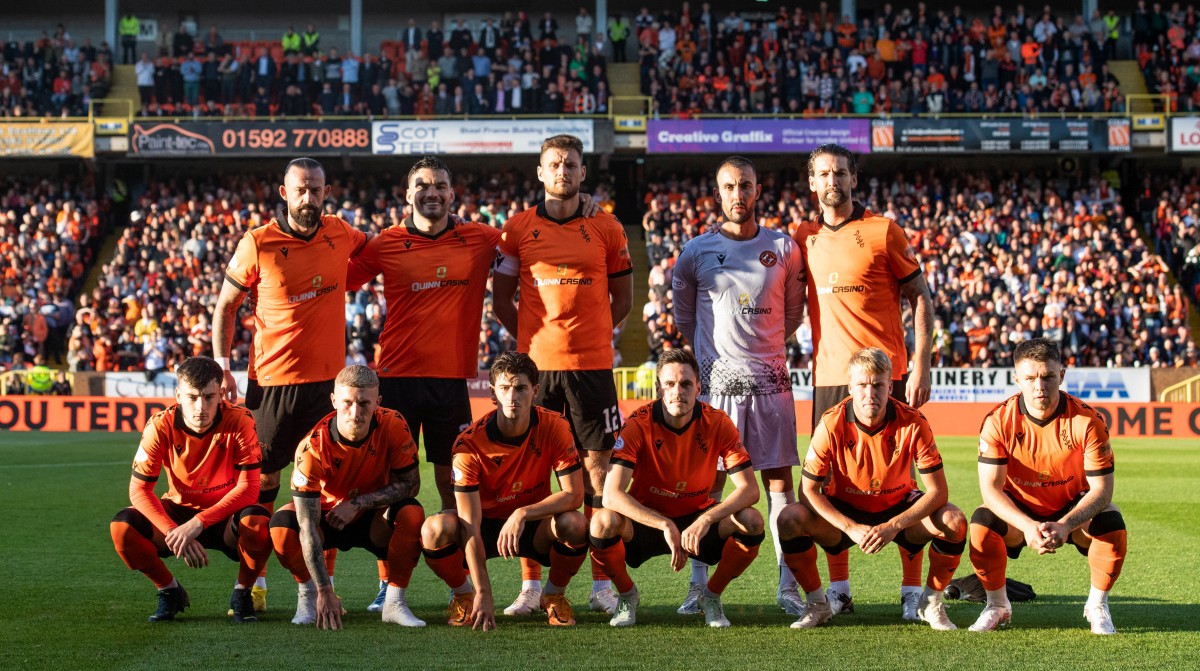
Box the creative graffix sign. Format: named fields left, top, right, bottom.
left=372, top=120, right=594, bottom=155
left=130, top=121, right=372, bottom=156
left=0, top=123, right=94, bottom=157
left=872, top=118, right=1130, bottom=153
left=647, top=119, right=871, bottom=153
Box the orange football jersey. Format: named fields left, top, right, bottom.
left=497, top=203, right=633, bottom=370
left=132, top=400, right=262, bottom=525
left=225, top=215, right=367, bottom=385
left=290, top=408, right=419, bottom=510
left=611, top=400, right=751, bottom=518
left=802, top=398, right=942, bottom=513
left=451, top=406, right=581, bottom=519
left=979, top=392, right=1113, bottom=517
left=346, top=218, right=501, bottom=378
left=794, top=204, right=921, bottom=386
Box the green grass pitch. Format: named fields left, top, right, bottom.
left=1, top=432, right=1196, bottom=671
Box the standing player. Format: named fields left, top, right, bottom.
left=793, top=143, right=934, bottom=619
left=968, top=338, right=1125, bottom=635
left=346, top=156, right=501, bottom=610
left=780, top=348, right=965, bottom=630
left=109, top=356, right=271, bottom=623
left=269, top=365, right=425, bottom=629
left=213, top=156, right=368, bottom=611
left=589, top=348, right=764, bottom=628
left=671, top=155, right=806, bottom=615
left=420, top=352, right=589, bottom=630
left=492, top=134, right=634, bottom=614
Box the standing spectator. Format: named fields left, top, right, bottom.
left=576, top=8, right=595, bottom=45
left=609, top=14, right=630, bottom=63
left=301, top=24, right=320, bottom=56
left=180, top=53, right=201, bottom=107
left=119, top=13, right=139, bottom=64
left=172, top=23, right=194, bottom=59
left=135, top=52, right=155, bottom=106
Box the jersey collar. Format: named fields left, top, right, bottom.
left=843, top=398, right=896, bottom=436
left=486, top=408, right=540, bottom=446
left=328, top=412, right=380, bottom=448
left=173, top=406, right=224, bottom=439
left=403, top=214, right=456, bottom=240
left=1017, top=393, right=1067, bottom=427
left=652, top=399, right=703, bottom=435
left=276, top=214, right=323, bottom=241
left=536, top=201, right=586, bottom=225
left=820, top=202, right=868, bottom=232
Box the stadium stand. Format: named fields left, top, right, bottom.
left=1, top=24, right=112, bottom=117
left=640, top=167, right=1196, bottom=369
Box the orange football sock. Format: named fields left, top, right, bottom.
left=520, top=557, right=543, bottom=582
left=377, top=560, right=389, bottom=582
left=548, top=542, right=588, bottom=589
left=235, top=511, right=272, bottom=587
left=386, top=505, right=425, bottom=589
left=269, top=523, right=312, bottom=583
left=926, top=537, right=965, bottom=592
left=588, top=535, right=633, bottom=593
left=111, top=518, right=174, bottom=589
left=1088, top=529, right=1127, bottom=591
left=900, top=546, right=925, bottom=587
left=423, top=543, right=468, bottom=589
left=969, top=523, right=1008, bottom=592
left=826, top=548, right=850, bottom=583
left=781, top=537, right=823, bottom=594
left=707, top=533, right=763, bottom=595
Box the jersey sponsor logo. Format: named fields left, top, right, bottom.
left=648, top=484, right=706, bottom=499
left=816, top=284, right=866, bottom=296
left=183, top=476, right=237, bottom=495
left=496, top=480, right=545, bottom=503
left=759, top=251, right=778, bottom=267
left=843, top=482, right=908, bottom=497
left=1013, top=474, right=1075, bottom=488
left=671, top=277, right=687, bottom=290
left=737, top=293, right=773, bottom=315
left=288, top=280, right=341, bottom=303
left=533, top=275, right=593, bottom=287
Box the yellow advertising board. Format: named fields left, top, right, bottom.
left=0, top=122, right=94, bottom=158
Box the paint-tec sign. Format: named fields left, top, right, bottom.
left=789, top=367, right=1151, bottom=403
left=1170, top=117, right=1200, bottom=152
left=371, top=120, right=594, bottom=155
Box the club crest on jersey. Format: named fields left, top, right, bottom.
left=556, top=264, right=568, bottom=276
left=674, top=481, right=687, bottom=492
left=759, top=251, right=778, bottom=267
left=436, top=266, right=448, bottom=279
left=511, top=481, right=523, bottom=492
left=870, top=478, right=882, bottom=490
left=312, top=275, right=323, bottom=288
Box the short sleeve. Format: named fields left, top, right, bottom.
left=610, top=421, right=643, bottom=471
left=232, top=412, right=263, bottom=471
left=604, top=216, right=633, bottom=278
left=1083, top=413, right=1114, bottom=476
left=344, top=219, right=369, bottom=255
left=547, top=417, right=582, bottom=476
left=978, top=410, right=1011, bottom=465
left=346, top=234, right=383, bottom=291
left=290, top=434, right=325, bottom=497
left=912, top=416, right=943, bottom=474
left=715, top=414, right=752, bottom=474
left=224, top=231, right=260, bottom=292
left=451, top=447, right=481, bottom=492
left=386, top=412, right=419, bottom=472
left=885, top=220, right=921, bottom=283
left=801, top=419, right=834, bottom=481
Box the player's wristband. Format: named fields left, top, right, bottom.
left=214, top=356, right=230, bottom=370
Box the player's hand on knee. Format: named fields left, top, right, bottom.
left=680, top=518, right=711, bottom=556
left=663, top=522, right=686, bottom=571
left=325, top=501, right=360, bottom=530
left=846, top=523, right=872, bottom=550
left=861, top=523, right=898, bottom=554
left=180, top=540, right=208, bottom=568
left=497, top=512, right=526, bottom=559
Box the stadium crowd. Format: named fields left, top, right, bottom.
left=0, top=24, right=113, bottom=118
left=1139, top=169, right=1200, bottom=306
left=0, top=176, right=111, bottom=373
left=636, top=4, right=1125, bottom=116
left=641, top=167, right=1197, bottom=369
left=1133, top=0, right=1200, bottom=112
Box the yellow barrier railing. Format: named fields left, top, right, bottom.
left=88, top=98, right=135, bottom=121
left=1126, top=93, right=1171, bottom=116
left=613, top=366, right=657, bottom=401
left=1159, top=374, right=1200, bottom=402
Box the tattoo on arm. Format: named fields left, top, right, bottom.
left=350, top=468, right=419, bottom=509
left=1062, top=493, right=1109, bottom=531
left=295, top=497, right=331, bottom=588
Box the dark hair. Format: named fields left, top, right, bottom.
left=1013, top=337, right=1062, bottom=366
left=807, top=143, right=858, bottom=177
left=175, top=356, right=223, bottom=391
left=715, top=155, right=757, bottom=181
left=489, top=351, right=539, bottom=385
left=540, top=134, right=584, bottom=160
left=284, top=156, right=325, bottom=180
left=656, top=347, right=700, bottom=379
left=407, top=156, right=452, bottom=186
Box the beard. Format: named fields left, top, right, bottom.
left=289, top=203, right=321, bottom=229
left=819, top=188, right=848, bottom=208
left=416, top=198, right=449, bottom=219
left=545, top=182, right=580, bottom=200
left=723, top=201, right=755, bottom=224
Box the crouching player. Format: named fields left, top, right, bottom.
left=110, top=356, right=271, bottom=623
left=969, top=338, right=1125, bottom=635
left=420, top=352, right=589, bottom=630
left=781, top=347, right=966, bottom=630
left=269, top=365, right=425, bottom=629
left=589, top=348, right=764, bottom=628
